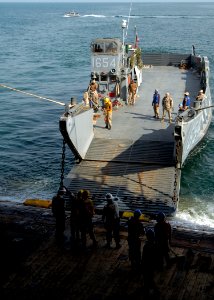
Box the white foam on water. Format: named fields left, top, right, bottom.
left=174, top=206, right=214, bottom=230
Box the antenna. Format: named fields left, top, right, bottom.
left=121, top=19, right=127, bottom=66
left=125, top=2, right=132, bottom=39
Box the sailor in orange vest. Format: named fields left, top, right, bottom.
left=103, top=97, right=113, bottom=130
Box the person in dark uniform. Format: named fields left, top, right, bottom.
left=152, top=89, right=160, bottom=119
left=79, top=190, right=97, bottom=249
left=142, top=229, right=159, bottom=296
left=154, top=212, right=172, bottom=270
left=52, top=187, right=66, bottom=244
left=70, top=190, right=82, bottom=247
left=102, top=193, right=121, bottom=249
left=127, top=209, right=144, bottom=270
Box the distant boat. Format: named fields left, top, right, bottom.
left=64, top=11, right=80, bottom=17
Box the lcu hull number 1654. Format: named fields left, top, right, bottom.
left=92, top=57, right=117, bottom=69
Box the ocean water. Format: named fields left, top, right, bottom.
left=0, top=2, right=213, bottom=229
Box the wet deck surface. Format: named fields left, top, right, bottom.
left=1, top=201, right=213, bottom=300
left=65, top=66, right=201, bottom=216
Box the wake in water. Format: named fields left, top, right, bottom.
left=64, top=14, right=214, bottom=19
left=175, top=208, right=214, bottom=230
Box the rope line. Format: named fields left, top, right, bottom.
left=0, top=84, right=66, bottom=106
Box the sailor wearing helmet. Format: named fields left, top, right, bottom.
left=127, top=209, right=145, bottom=270
left=152, top=89, right=160, bottom=119
left=196, top=89, right=206, bottom=101
left=154, top=212, right=172, bottom=270
left=181, top=91, right=191, bottom=110
left=103, top=97, right=113, bottom=130
left=102, top=193, right=121, bottom=249
left=52, top=186, right=67, bottom=244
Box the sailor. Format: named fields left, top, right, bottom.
left=127, top=209, right=144, bottom=271
left=181, top=91, right=191, bottom=110
left=128, top=79, right=137, bottom=105
left=79, top=189, right=97, bottom=249
left=102, top=193, right=121, bottom=249
left=83, top=91, right=90, bottom=107
left=152, top=89, right=160, bottom=119
left=161, top=92, right=173, bottom=123
left=52, top=186, right=66, bottom=245
left=70, top=190, right=82, bottom=247
left=142, top=229, right=159, bottom=295
left=103, top=97, right=113, bottom=130
left=154, top=212, right=172, bottom=270
left=88, top=79, right=99, bottom=111
left=196, top=89, right=206, bottom=101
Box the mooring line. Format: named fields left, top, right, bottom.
left=0, top=84, right=66, bottom=106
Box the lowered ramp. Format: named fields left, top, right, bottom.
left=65, top=139, right=179, bottom=216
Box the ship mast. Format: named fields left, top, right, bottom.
left=121, top=19, right=127, bottom=66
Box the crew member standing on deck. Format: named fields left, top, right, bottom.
left=152, top=89, right=160, bottom=119
left=128, top=79, right=137, bottom=105
left=52, top=187, right=66, bottom=245
left=79, top=189, right=97, bottom=249
left=70, top=189, right=82, bottom=247
left=142, top=229, right=159, bottom=296
left=88, top=79, right=99, bottom=110
left=154, top=212, right=172, bottom=270
left=103, top=97, right=113, bottom=130
left=196, top=90, right=206, bottom=102
left=102, top=193, right=121, bottom=249
left=161, top=92, right=173, bottom=123
left=127, top=209, right=144, bottom=271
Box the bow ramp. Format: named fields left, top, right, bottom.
left=65, top=137, right=178, bottom=217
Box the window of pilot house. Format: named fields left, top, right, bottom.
left=94, top=43, right=104, bottom=53
left=100, top=73, right=108, bottom=81
left=105, top=42, right=118, bottom=53
left=109, top=75, right=117, bottom=82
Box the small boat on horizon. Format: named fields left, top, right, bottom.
left=64, top=11, right=80, bottom=18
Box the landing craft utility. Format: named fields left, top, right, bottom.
left=59, top=20, right=212, bottom=217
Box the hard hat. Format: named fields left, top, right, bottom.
left=199, top=90, right=203, bottom=93
left=104, top=97, right=110, bottom=103
left=105, top=193, right=113, bottom=200
left=58, top=186, right=66, bottom=195
left=184, top=92, right=189, bottom=96
left=134, top=209, right=142, bottom=217
left=77, top=189, right=84, bottom=197
left=82, top=189, right=90, bottom=198
left=155, top=89, right=158, bottom=93
left=157, top=211, right=166, bottom=222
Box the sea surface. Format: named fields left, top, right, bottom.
left=0, top=2, right=213, bottom=229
